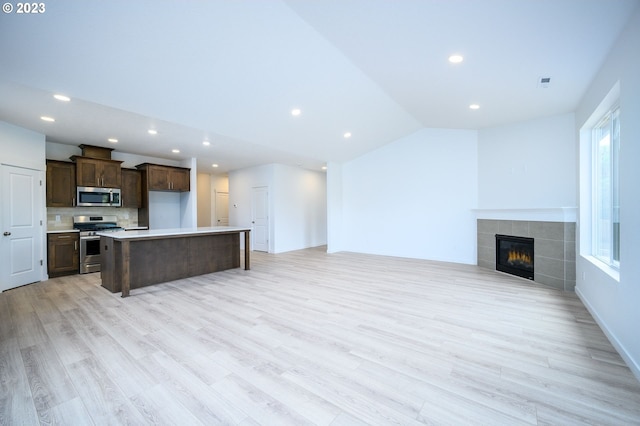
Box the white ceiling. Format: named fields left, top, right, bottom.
left=0, top=0, right=637, bottom=174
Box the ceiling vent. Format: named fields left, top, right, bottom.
left=538, top=76, right=551, bottom=88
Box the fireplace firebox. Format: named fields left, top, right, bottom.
left=495, top=234, right=534, bottom=280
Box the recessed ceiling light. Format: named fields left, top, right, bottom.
left=202, top=141, right=211, bottom=146
left=148, top=129, right=158, bottom=135
left=40, top=116, right=55, bottom=122
left=343, top=132, right=352, bottom=139
left=212, top=164, right=219, bottom=168
left=448, top=54, right=464, bottom=64
left=322, top=166, right=327, bottom=170
left=291, top=108, right=301, bottom=116
left=469, top=104, right=480, bottom=110
left=172, top=149, right=180, bottom=153
left=108, top=138, right=118, bottom=143
left=53, top=94, right=70, bottom=102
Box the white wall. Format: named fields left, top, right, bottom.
left=339, top=128, right=478, bottom=264
left=1, top=121, right=46, bottom=171
left=148, top=192, right=181, bottom=229
left=229, top=164, right=327, bottom=253
left=272, top=165, right=327, bottom=253
left=326, top=162, right=344, bottom=253
left=575, top=5, right=640, bottom=380
left=179, top=158, right=197, bottom=228
left=478, top=113, right=576, bottom=209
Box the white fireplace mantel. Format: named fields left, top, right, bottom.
left=473, top=207, right=577, bottom=223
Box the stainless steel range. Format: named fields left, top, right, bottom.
left=73, top=215, right=123, bottom=274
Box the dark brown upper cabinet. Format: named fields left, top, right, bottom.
left=72, top=157, right=123, bottom=188
left=46, top=160, right=76, bottom=207
left=137, top=163, right=190, bottom=192
left=121, top=168, right=142, bottom=208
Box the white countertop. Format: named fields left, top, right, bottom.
left=97, top=226, right=251, bottom=240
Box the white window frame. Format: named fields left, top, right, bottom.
left=579, top=82, right=620, bottom=281
left=591, top=107, right=620, bottom=269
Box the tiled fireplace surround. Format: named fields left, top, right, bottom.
left=477, top=218, right=576, bottom=291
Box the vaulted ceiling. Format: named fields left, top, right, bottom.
left=1, top=0, right=637, bottom=173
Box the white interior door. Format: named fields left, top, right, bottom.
left=1, top=165, right=43, bottom=291
left=215, top=191, right=229, bottom=226
left=251, top=186, right=269, bottom=252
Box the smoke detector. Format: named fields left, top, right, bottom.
left=538, top=76, right=551, bottom=88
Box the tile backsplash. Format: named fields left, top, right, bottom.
left=47, top=207, right=139, bottom=231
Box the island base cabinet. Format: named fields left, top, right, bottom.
left=101, top=233, right=240, bottom=293
left=101, top=236, right=115, bottom=291
left=190, top=234, right=240, bottom=276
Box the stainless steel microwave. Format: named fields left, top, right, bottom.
left=76, top=186, right=121, bottom=207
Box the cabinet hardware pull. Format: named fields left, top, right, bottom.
left=74, top=241, right=78, bottom=250
left=58, top=235, right=70, bottom=239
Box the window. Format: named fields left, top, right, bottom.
left=592, top=107, right=620, bottom=268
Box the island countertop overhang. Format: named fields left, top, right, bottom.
left=98, top=226, right=252, bottom=240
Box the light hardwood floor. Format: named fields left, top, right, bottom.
left=1, top=247, right=639, bottom=425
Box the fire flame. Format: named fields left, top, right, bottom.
left=507, top=249, right=532, bottom=265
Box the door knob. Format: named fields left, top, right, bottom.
left=3, top=232, right=10, bottom=236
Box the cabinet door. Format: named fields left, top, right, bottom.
left=75, top=158, right=100, bottom=187
left=100, top=161, right=122, bottom=188
left=121, top=169, right=142, bottom=208
left=75, top=158, right=122, bottom=188
left=46, top=161, right=76, bottom=207
left=48, top=233, right=79, bottom=277
left=170, top=169, right=190, bottom=191
left=148, top=166, right=170, bottom=190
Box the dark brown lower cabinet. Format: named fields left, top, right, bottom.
left=48, top=232, right=79, bottom=277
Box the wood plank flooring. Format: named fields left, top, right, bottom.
left=1, top=246, right=639, bottom=425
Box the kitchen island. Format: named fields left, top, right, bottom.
left=99, top=226, right=251, bottom=297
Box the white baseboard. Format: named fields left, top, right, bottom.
left=575, top=287, right=640, bottom=383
